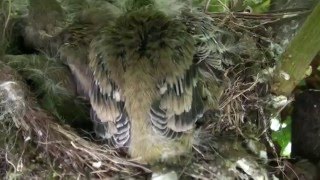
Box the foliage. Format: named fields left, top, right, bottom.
left=271, top=116, right=291, bottom=157
left=244, top=0, right=270, bottom=13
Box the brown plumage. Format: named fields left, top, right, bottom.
left=54, top=0, right=214, bottom=163
left=86, top=5, right=206, bottom=162
left=20, top=0, right=245, bottom=164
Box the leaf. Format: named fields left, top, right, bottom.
left=271, top=116, right=292, bottom=157
left=244, top=0, right=270, bottom=13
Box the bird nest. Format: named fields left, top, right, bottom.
left=0, top=0, right=307, bottom=179
left=0, top=69, right=270, bottom=179
left=0, top=65, right=149, bottom=178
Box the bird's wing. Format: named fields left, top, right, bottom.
left=150, top=66, right=204, bottom=139
left=88, top=44, right=130, bottom=147
left=50, top=9, right=130, bottom=147
left=56, top=21, right=101, bottom=99
left=59, top=46, right=93, bottom=98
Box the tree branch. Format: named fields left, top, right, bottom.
left=271, top=2, right=320, bottom=96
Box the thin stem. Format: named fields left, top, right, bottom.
left=204, top=0, right=211, bottom=12
left=2, top=0, right=12, bottom=40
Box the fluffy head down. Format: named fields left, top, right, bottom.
left=87, top=2, right=202, bottom=163
left=102, top=7, right=195, bottom=84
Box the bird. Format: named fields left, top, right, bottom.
left=54, top=0, right=224, bottom=163
left=87, top=0, right=209, bottom=163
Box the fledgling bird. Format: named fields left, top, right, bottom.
left=88, top=0, right=208, bottom=163
left=54, top=0, right=225, bottom=163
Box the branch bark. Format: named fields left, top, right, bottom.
left=271, top=2, right=320, bottom=96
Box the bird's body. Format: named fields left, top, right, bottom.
left=56, top=0, right=220, bottom=163
left=87, top=7, right=205, bottom=162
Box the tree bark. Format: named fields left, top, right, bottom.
left=271, top=2, right=320, bottom=96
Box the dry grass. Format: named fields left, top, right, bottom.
left=0, top=64, right=151, bottom=178
left=0, top=53, right=272, bottom=179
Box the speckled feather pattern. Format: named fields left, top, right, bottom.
left=87, top=7, right=205, bottom=162
left=57, top=0, right=216, bottom=163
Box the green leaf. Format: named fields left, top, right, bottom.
left=244, top=0, right=270, bottom=13
left=271, top=116, right=292, bottom=157
left=208, top=0, right=230, bottom=12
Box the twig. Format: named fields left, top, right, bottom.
left=207, top=10, right=310, bottom=20
left=2, top=0, right=11, bottom=39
